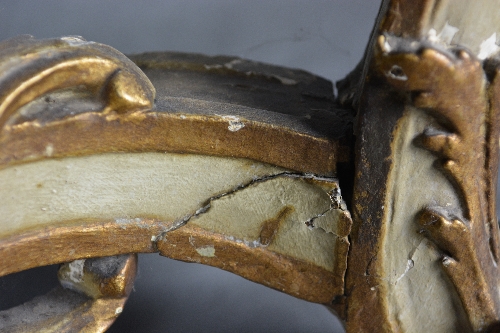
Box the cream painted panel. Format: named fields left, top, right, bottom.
left=190, top=176, right=343, bottom=271
left=383, top=108, right=471, bottom=332
left=0, top=152, right=285, bottom=236
left=424, top=0, right=500, bottom=58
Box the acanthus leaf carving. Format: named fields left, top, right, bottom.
left=376, top=33, right=500, bottom=332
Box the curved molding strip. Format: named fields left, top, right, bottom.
left=0, top=46, right=351, bottom=175
left=0, top=36, right=353, bottom=332
left=0, top=152, right=351, bottom=304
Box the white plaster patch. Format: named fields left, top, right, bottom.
left=395, top=259, right=414, bottom=285
left=221, top=115, right=245, bottom=132
left=195, top=246, right=216, bottom=257
left=66, top=259, right=85, bottom=283
left=61, top=36, right=87, bottom=46
left=427, top=29, right=438, bottom=42
left=203, top=64, right=223, bottom=70
left=428, top=22, right=459, bottom=45
left=478, top=33, right=500, bottom=60
left=382, top=38, right=392, bottom=52
left=438, top=22, right=459, bottom=44
left=442, top=257, right=453, bottom=267
left=224, top=235, right=261, bottom=248
left=115, top=217, right=143, bottom=229
left=272, top=75, right=298, bottom=85
left=204, top=60, right=243, bottom=71
left=115, top=217, right=143, bottom=224
left=44, top=144, right=54, bottom=157
left=223, top=59, right=242, bottom=69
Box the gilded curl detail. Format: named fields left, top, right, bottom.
left=0, top=35, right=155, bottom=132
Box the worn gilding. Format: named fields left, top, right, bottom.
left=0, top=35, right=352, bottom=331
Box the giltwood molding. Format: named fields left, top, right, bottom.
left=3, top=1, right=500, bottom=331
left=344, top=0, right=500, bottom=332
left=0, top=35, right=352, bottom=331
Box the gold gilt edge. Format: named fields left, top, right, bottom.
left=1, top=110, right=343, bottom=176
left=0, top=36, right=351, bottom=176
left=0, top=218, right=348, bottom=304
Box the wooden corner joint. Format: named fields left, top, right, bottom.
left=0, top=35, right=353, bottom=331
left=5, top=2, right=500, bottom=332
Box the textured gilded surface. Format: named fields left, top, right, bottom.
left=0, top=35, right=155, bottom=129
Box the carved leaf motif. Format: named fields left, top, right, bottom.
left=377, top=34, right=500, bottom=332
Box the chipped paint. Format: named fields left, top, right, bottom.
left=223, top=59, right=242, bottom=69
left=478, top=33, right=500, bottom=60
left=438, top=22, right=459, bottom=44
left=114, top=217, right=144, bottom=230
left=195, top=246, right=215, bottom=257
left=44, top=144, right=54, bottom=157
left=61, top=35, right=88, bottom=46
left=394, top=259, right=414, bottom=285
left=382, top=38, right=392, bottom=52
left=203, top=64, right=223, bottom=70
left=272, top=75, right=298, bottom=85
left=220, top=115, right=245, bottom=132
left=442, top=257, right=453, bottom=267
left=428, top=22, right=459, bottom=45
left=65, top=259, right=85, bottom=283
left=204, top=59, right=242, bottom=70
left=115, top=217, right=143, bottom=224
left=224, top=235, right=261, bottom=248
